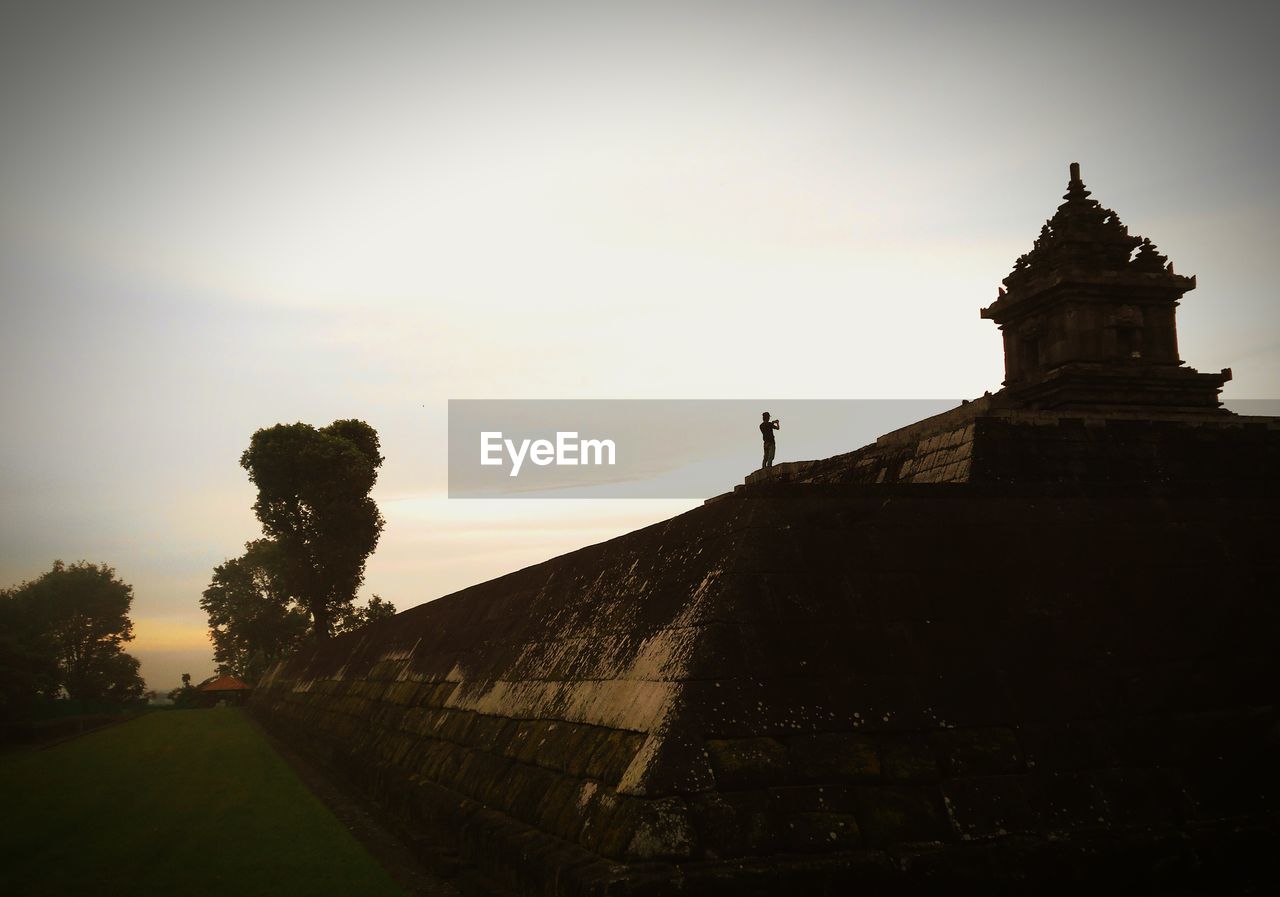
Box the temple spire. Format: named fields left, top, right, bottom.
left=1062, top=160, right=1093, bottom=203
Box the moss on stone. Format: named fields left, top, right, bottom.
left=705, top=737, right=787, bottom=790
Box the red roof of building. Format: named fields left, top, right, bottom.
left=200, top=675, right=252, bottom=692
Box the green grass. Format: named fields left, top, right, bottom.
left=0, top=708, right=407, bottom=897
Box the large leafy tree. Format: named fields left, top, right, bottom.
left=0, top=561, right=145, bottom=706
left=200, top=540, right=310, bottom=683
left=237, top=419, right=386, bottom=640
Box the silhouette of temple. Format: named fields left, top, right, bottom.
left=983, top=162, right=1230, bottom=412
left=254, top=166, right=1279, bottom=895
left=741, top=163, right=1260, bottom=493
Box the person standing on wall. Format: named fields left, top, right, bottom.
left=760, top=412, right=780, bottom=469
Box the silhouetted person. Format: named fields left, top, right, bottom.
left=760, top=412, right=780, bottom=469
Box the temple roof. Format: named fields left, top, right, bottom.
left=1000, top=163, right=1172, bottom=297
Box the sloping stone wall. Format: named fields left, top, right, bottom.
left=253, top=497, right=762, bottom=893
left=254, top=442, right=1280, bottom=894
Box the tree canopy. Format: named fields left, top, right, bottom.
left=200, top=419, right=394, bottom=682
left=336, top=593, right=397, bottom=635
left=238, top=419, right=386, bottom=639
left=200, top=540, right=310, bottom=684
left=0, top=561, right=145, bottom=715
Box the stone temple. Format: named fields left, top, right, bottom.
left=254, top=166, right=1279, bottom=894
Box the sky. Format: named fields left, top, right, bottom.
left=2, top=0, right=1278, bottom=691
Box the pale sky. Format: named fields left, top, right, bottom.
left=2, top=0, right=1278, bottom=690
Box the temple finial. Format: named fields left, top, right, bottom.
left=1062, top=161, right=1091, bottom=202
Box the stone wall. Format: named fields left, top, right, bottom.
left=743, top=403, right=1279, bottom=488
left=253, top=428, right=1280, bottom=893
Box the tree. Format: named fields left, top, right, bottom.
left=89, top=652, right=146, bottom=703
left=336, top=593, right=397, bottom=635
left=0, top=629, right=61, bottom=721
left=0, top=561, right=145, bottom=705
left=200, top=540, right=309, bottom=683
left=236, top=419, right=385, bottom=639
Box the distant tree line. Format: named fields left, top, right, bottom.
left=200, top=419, right=395, bottom=684
left=0, top=561, right=145, bottom=720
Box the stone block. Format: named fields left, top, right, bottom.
left=584, top=730, right=644, bottom=785
left=477, top=758, right=520, bottom=809
left=617, top=730, right=716, bottom=796
left=398, top=706, right=429, bottom=736
left=462, top=750, right=514, bottom=804
left=546, top=780, right=600, bottom=845
left=919, top=671, right=1018, bottom=727
left=688, top=791, right=775, bottom=859
left=430, top=742, right=466, bottom=787
left=624, top=798, right=696, bottom=861
left=511, top=831, right=600, bottom=897
left=415, top=707, right=447, bottom=737
left=592, top=798, right=641, bottom=860
left=534, top=774, right=583, bottom=836
left=1019, top=720, right=1112, bottom=772
left=737, top=623, right=842, bottom=679
left=853, top=785, right=949, bottom=847
left=556, top=723, right=601, bottom=774
left=1091, top=768, right=1193, bottom=829
left=781, top=811, right=861, bottom=853
left=880, top=734, right=939, bottom=782
left=1031, top=771, right=1111, bottom=833
left=889, top=840, right=1001, bottom=884
left=1175, top=708, right=1279, bottom=819
left=828, top=673, right=934, bottom=732
left=705, top=737, right=788, bottom=790
left=841, top=622, right=929, bottom=675
left=577, top=790, right=622, bottom=855
left=677, top=623, right=747, bottom=679
left=683, top=681, right=756, bottom=735
left=931, top=727, right=1025, bottom=776
left=465, top=713, right=512, bottom=751
left=941, top=775, right=1039, bottom=839
left=786, top=732, right=880, bottom=783
left=562, top=725, right=602, bottom=778
left=505, top=764, right=564, bottom=826
left=387, top=680, right=419, bottom=705
left=514, top=719, right=556, bottom=765
left=505, top=719, right=537, bottom=761
left=436, top=708, right=473, bottom=743
left=531, top=721, right=585, bottom=774
left=451, top=747, right=482, bottom=797
left=678, top=850, right=895, bottom=897
left=417, top=738, right=455, bottom=781
left=427, top=680, right=457, bottom=706
left=767, top=784, right=856, bottom=815
left=1098, top=717, right=1177, bottom=768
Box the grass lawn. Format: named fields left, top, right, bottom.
left=0, top=708, right=407, bottom=897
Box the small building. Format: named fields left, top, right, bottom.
left=198, top=675, right=252, bottom=706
